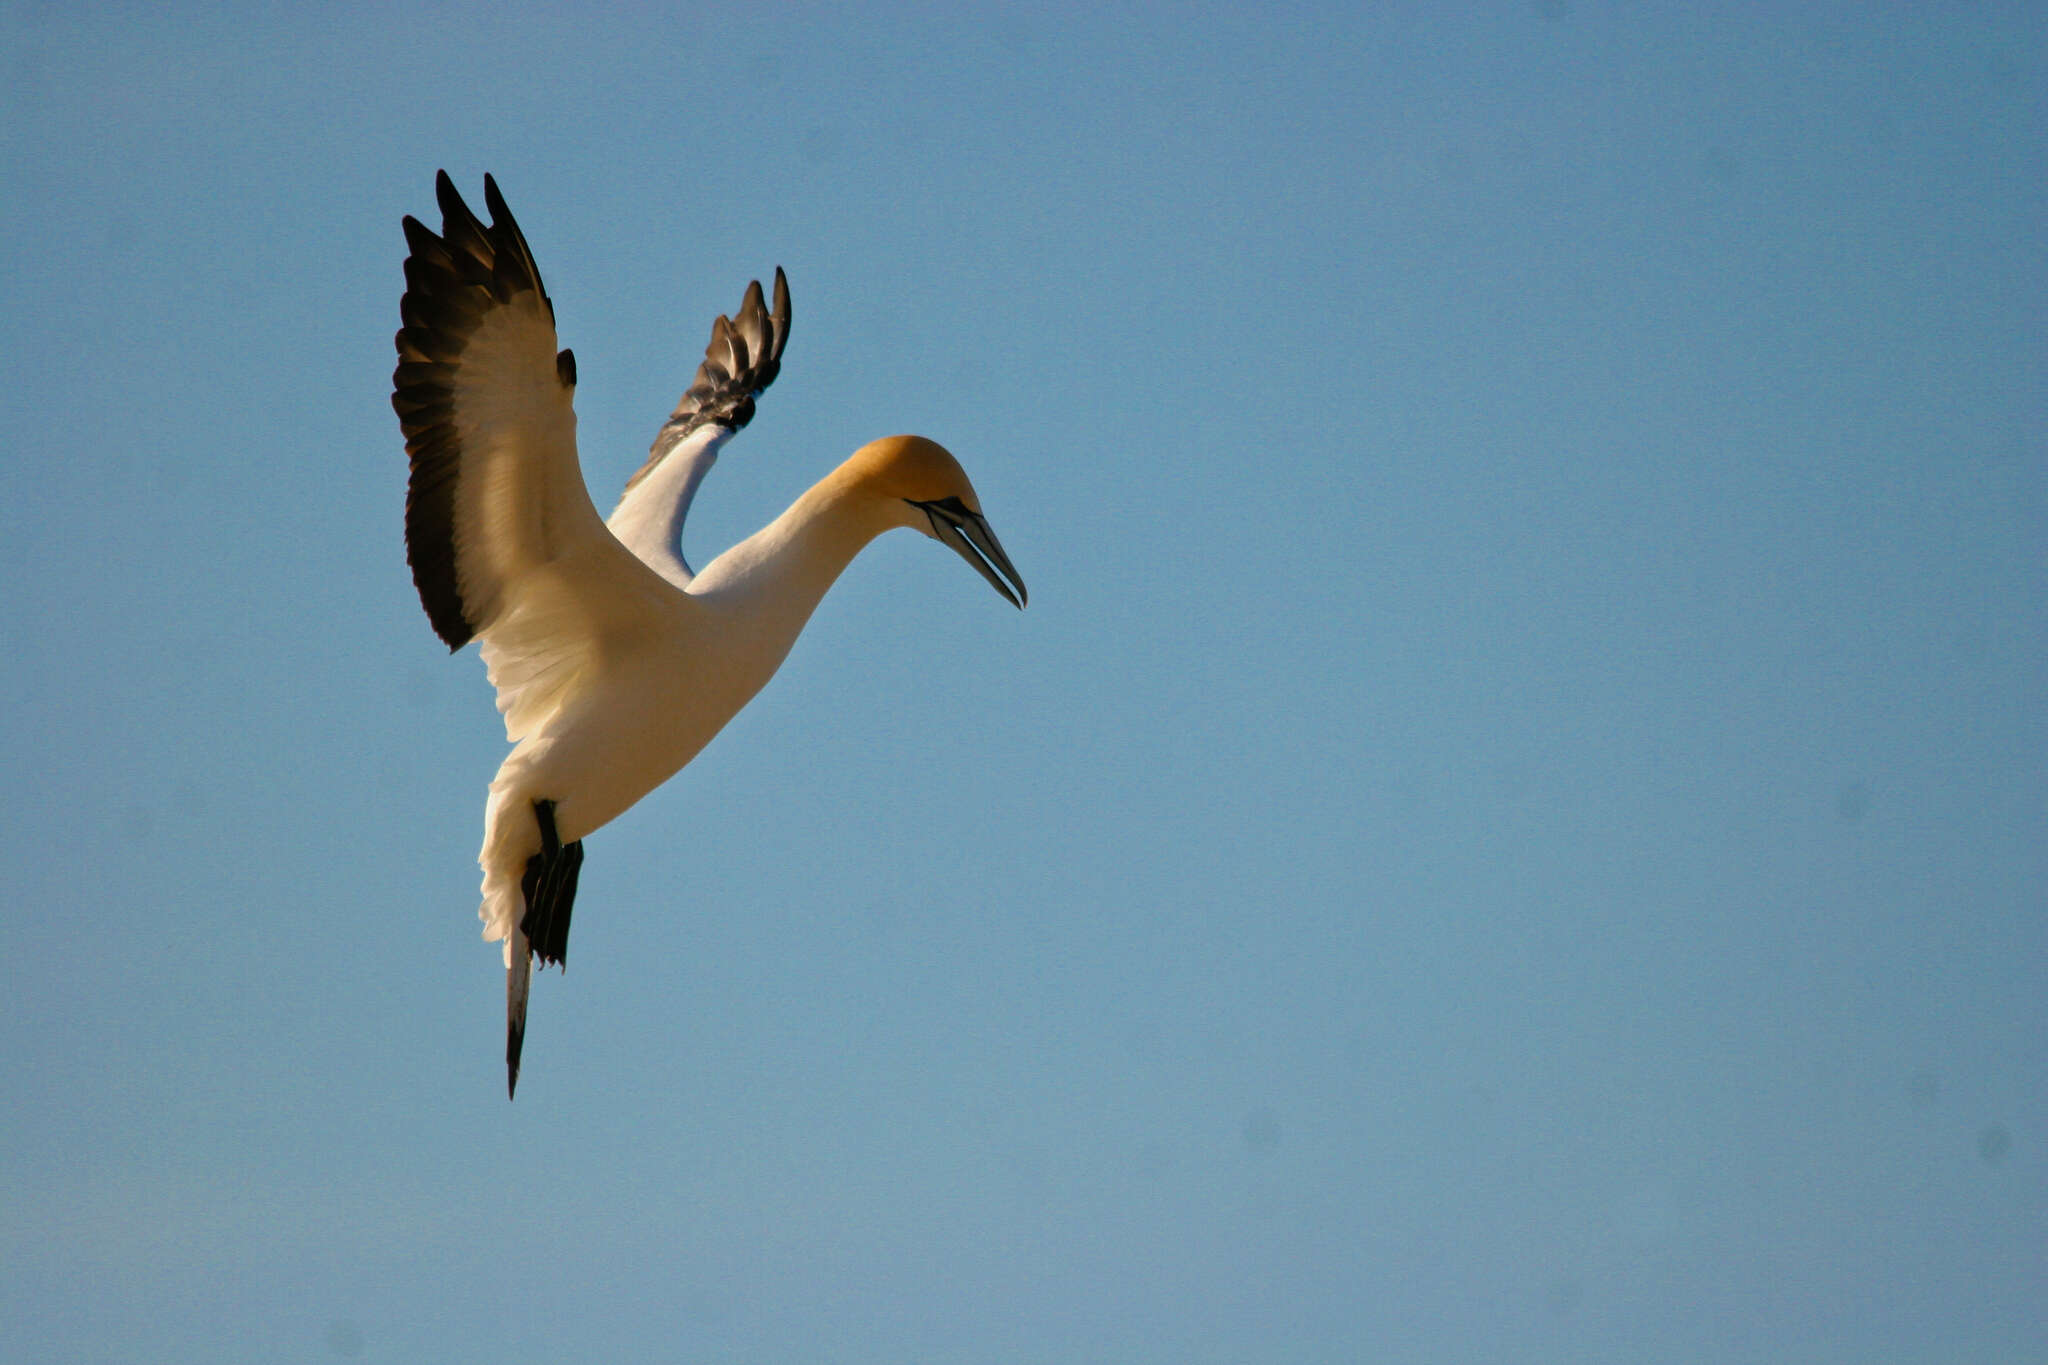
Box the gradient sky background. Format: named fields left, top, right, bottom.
left=3, top=3, right=2043, bottom=1362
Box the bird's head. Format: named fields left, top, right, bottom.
left=845, top=434, right=1027, bottom=608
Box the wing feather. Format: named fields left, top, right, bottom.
left=607, top=268, right=792, bottom=586
left=393, top=172, right=683, bottom=738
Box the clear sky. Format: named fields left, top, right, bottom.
left=3, top=3, right=2042, bottom=1361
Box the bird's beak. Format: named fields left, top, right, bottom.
left=914, top=497, right=1027, bottom=609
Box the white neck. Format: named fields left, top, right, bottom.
left=686, top=472, right=909, bottom=654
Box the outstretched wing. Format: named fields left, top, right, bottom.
left=393, top=172, right=682, bottom=740
left=606, top=268, right=790, bottom=587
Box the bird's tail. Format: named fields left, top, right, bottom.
left=502, top=798, right=583, bottom=1099
left=506, top=925, right=531, bottom=1098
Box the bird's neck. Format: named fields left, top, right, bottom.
left=687, top=470, right=897, bottom=642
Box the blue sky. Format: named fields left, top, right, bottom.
left=3, top=3, right=2043, bottom=1361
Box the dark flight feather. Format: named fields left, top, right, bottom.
left=391, top=171, right=565, bottom=651
left=621, top=267, right=791, bottom=495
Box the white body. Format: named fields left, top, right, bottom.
left=475, top=444, right=910, bottom=962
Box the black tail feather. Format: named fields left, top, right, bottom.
left=506, top=980, right=527, bottom=1100
left=506, top=799, right=581, bottom=1100
left=520, top=799, right=583, bottom=968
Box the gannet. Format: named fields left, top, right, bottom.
left=391, top=173, right=1026, bottom=1097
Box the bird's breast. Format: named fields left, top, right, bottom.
left=536, top=603, right=798, bottom=839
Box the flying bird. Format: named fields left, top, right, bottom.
left=392, top=172, right=1025, bottom=1097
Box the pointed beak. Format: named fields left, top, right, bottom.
left=914, top=498, right=1028, bottom=609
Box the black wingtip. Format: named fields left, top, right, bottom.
left=434, top=169, right=475, bottom=233
left=650, top=268, right=794, bottom=443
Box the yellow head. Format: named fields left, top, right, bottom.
left=841, top=435, right=976, bottom=505
left=839, top=434, right=1026, bottom=608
